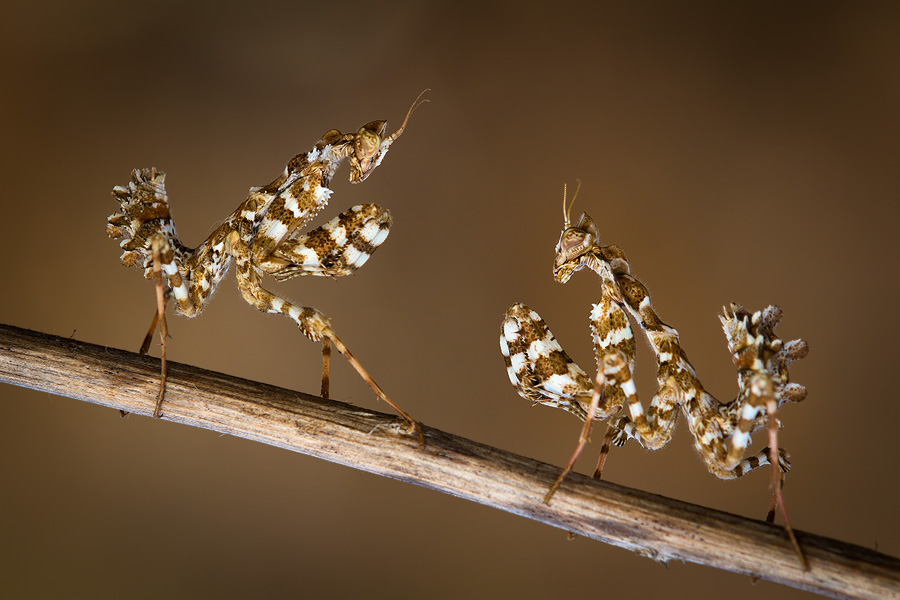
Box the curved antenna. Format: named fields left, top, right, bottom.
left=563, top=179, right=581, bottom=227
left=386, top=89, right=431, bottom=145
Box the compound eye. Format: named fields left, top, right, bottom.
left=355, top=129, right=381, bottom=161
left=559, top=229, right=586, bottom=253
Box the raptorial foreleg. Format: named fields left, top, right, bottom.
left=500, top=303, right=597, bottom=420
left=257, top=204, right=393, bottom=406
left=260, top=204, right=392, bottom=280
left=501, top=302, right=630, bottom=501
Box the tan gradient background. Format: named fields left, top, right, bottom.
left=1, top=2, right=898, bottom=598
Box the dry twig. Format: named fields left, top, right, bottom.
left=1, top=323, right=897, bottom=600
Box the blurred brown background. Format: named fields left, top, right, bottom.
left=1, top=2, right=898, bottom=598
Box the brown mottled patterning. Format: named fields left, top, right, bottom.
left=500, top=183, right=809, bottom=568
left=108, top=91, right=429, bottom=443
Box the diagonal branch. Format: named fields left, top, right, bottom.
left=0, top=323, right=897, bottom=600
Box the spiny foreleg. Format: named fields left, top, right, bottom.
left=259, top=204, right=392, bottom=406
left=501, top=303, right=599, bottom=420
left=500, top=303, right=628, bottom=501
left=260, top=204, right=392, bottom=280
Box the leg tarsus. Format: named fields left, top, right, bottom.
left=325, top=328, right=424, bottom=446
left=234, top=251, right=419, bottom=440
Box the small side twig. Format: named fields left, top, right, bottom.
left=0, top=323, right=898, bottom=600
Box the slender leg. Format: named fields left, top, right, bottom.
left=766, top=400, right=808, bottom=570
left=500, top=303, right=627, bottom=499
left=324, top=328, right=423, bottom=445
left=139, top=307, right=161, bottom=356
left=120, top=306, right=162, bottom=418
left=151, top=237, right=169, bottom=419
left=765, top=479, right=780, bottom=525
left=321, top=339, right=331, bottom=399
left=237, top=236, right=423, bottom=445
left=592, top=425, right=617, bottom=479
left=544, top=369, right=606, bottom=504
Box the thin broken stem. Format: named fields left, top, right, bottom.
left=0, top=323, right=898, bottom=600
